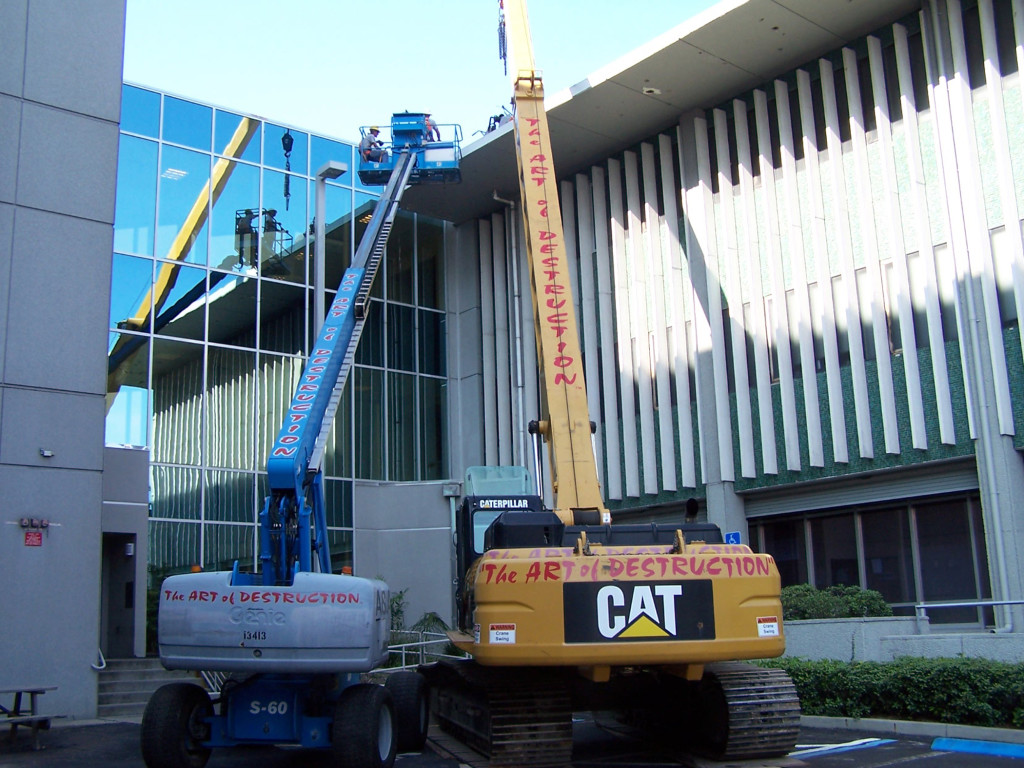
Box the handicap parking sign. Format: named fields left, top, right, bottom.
left=724, top=531, right=742, bottom=545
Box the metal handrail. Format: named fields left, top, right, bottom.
left=378, top=631, right=466, bottom=672
left=913, top=599, right=1024, bottom=633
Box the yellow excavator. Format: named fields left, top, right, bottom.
left=419, top=1, right=800, bottom=765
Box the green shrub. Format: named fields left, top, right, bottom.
left=782, top=584, right=892, bottom=620
left=762, top=656, right=1024, bottom=728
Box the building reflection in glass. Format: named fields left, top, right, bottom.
left=109, top=85, right=449, bottom=585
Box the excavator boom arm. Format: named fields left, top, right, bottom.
left=503, top=1, right=608, bottom=524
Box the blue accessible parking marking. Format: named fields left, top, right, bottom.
left=932, top=737, right=1024, bottom=760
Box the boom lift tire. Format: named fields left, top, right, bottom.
left=385, top=671, right=429, bottom=752
left=140, top=682, right=213, bottom=768
left=331, top=684, right=397, bottom=768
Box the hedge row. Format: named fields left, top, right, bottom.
left=761, top=656, right=1024, bottom=729
left=781, top=584, right=892, bottom=620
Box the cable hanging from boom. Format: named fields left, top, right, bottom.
left=498, top=0, right=507, bottom=75
left=282, top=130, right=294, bottom=211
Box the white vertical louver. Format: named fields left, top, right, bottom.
left=658, top=134, right=697, bottom=488
left=608, top=157, right=641, bottom=497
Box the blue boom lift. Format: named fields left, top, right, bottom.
left=141, top=113, right=461, bottom=768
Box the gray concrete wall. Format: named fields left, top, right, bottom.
left=0, top=0, right=125, bottom=720
left=354, top=481, right=456, bottom=628
left=784, top=618, right=1024, bottom=664
left=784, top=618, right=920, bottom=662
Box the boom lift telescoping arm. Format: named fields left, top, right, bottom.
left=262, top=149, right=418, bottom=585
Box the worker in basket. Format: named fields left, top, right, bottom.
left=360, top=126, right=388, bottom=162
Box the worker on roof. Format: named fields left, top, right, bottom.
left=359, top=126, right=387, bottom=162
left=425, top=113, right=440, bottom=142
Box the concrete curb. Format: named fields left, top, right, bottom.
left=802, top=715, right=1024, bottom=745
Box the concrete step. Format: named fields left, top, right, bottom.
left=97, top=658, right=209, bottom=718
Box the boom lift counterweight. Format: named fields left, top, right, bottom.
left=419, top=3, right=800, bottom=765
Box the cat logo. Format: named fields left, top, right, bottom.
left=563, top=580, right=716, bottom=643
left=597, top=584, right=681, bottom=638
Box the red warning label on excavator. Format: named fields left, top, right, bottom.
left=757, top=616, right=780, bottom=637
left=489, top=623, right=516, bottom=644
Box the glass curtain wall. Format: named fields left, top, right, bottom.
left=109, top=85, right=449, bottom=586
left=748, top=493, right=992, bottom=627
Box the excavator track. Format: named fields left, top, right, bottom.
left=422, top=660, right=573, bottom=767
left=689, top=662, right=801, bottom=761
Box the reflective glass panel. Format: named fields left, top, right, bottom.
left=761, top=518, right=807, bottom=586
left=151, top=338, right=204, bottom=465
left=387, top=212, right=415, bottom=304
left=418, top=309, right=445, bottom=376
left=114, top=135, right=158, bottom=255
left=214, top=110, right=261, bottom=164
left=151, top=465, right=202, bottom=520
left=355, top=298, right=383, bottom=367
left=109, top=253, right=153, bottom=331
left=106, top=333, right=149, bottom=448
left=205, top=470, right=257, bottom=523
left=388, top=371, right=417, bottom=481
left=322, top=376, right=352, bottom=479
left=201, top=524, right=253, bottom=577
left=420, top=377, right=447, bottom=480
left=862, top=506, right=914, bottom=604
left=418, top=216, right=445, bottom=309
left=209, top=161, right=259, bottom=271
left=323, top=185, right=354, bottom=289
left=353, top=192, right=381, bottom=299
left=810, top=514, right=859, bottom=587
left=327, top=529, right=353, bottom=574
left=310, top=135, right=350, bottom=182
left=387, top=304, right=416, bottom=372
left=256, top=352, right=302, bottom=467
left=204, top=522, right=255, bottom=572
left=148, top=520, right=200, bottom=585
left=157, top=145, right=211, bottom=265
left=154, top=263, right=206, bottom=342
left=324, top=479, right=353, bottom=528
left=121, top=84, right=160, bottom=138
left=267, top=125, right=309, bottom=176
left=916, top=498, right=979, bottom=623
left=205, top=346, right=257, bottom=470
left=354, top=367, right=384, bottom=479
left=260, top=280, right=306, bottom=354
left=163, top=96, right=212, bottom=151
left=208, top=272, right=257, bottom=348
left=261, top=169, right=307, bottom=283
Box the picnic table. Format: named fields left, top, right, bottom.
left=1, top=686, right=58, bottom=750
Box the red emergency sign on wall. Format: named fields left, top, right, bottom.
left=24, top=531, right=42, bottom=546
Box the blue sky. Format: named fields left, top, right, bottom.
left=123, top=0, right=721, bottom=145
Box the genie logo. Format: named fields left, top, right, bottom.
left=563, top=580, right=715, bottom=643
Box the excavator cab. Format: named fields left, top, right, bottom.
left=358, top=112, right=462, bottom=186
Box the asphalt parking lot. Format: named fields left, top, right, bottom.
left=2, top=716, right=1023, bottom=768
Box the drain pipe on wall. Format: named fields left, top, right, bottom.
left=493, top=191, right=533, bottom=489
